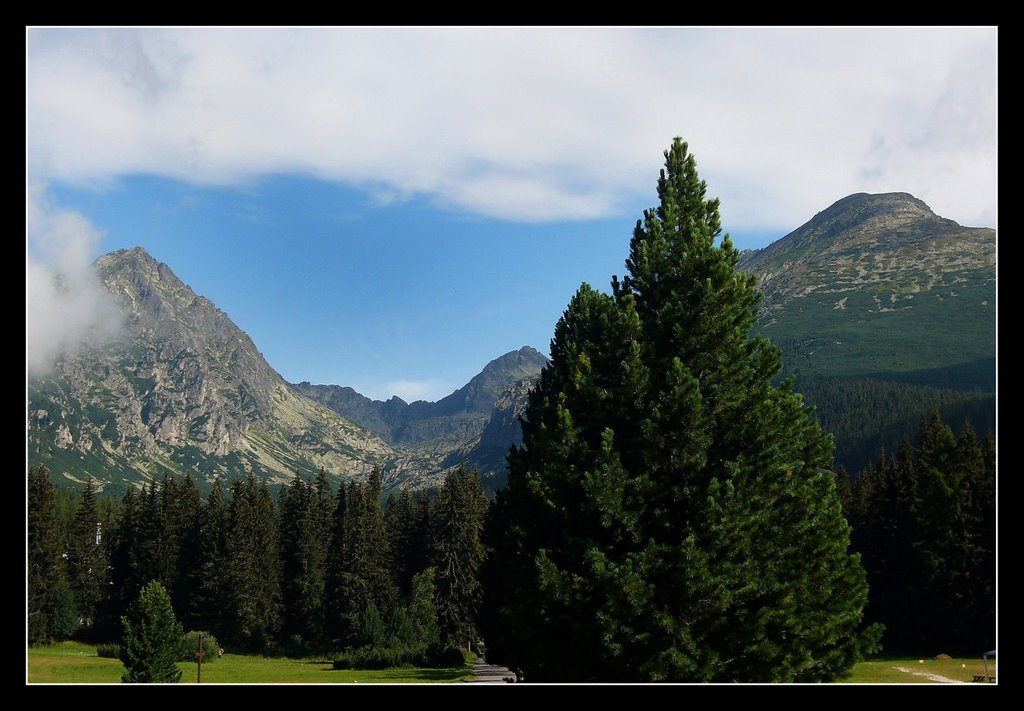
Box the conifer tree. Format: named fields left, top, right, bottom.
left=325, top=480, right=350, bottom=641
left=134, top=482, right=169, bottom=591
left=169, top=475, right=202, bottom=623
left=100, top=485, right=143, bottom=639
left=483, top=139, right=879, bottom=682
left=389, top=488, right=419, bottom=596
left=28, top=466, right=65, bottom=644
left=191, top=477, right=229, bottom=639
left=120, top=580, right=183, bottom=683
left=337, top=468, right=396, bottom=638
left=431, top=466, right=487, bottom=649
left=225, top=474, right=282, bottom=648
left=66, top=476, right=104, bottom=630
left=280, top=470, right=332, bottom=646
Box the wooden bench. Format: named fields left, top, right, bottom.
left=972, top=674, right=995, bottom=683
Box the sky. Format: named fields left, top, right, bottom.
left=26, top=27, right=998, bottom=401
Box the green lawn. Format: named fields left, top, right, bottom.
left=839, top=657, right=996, bottom=684
left=30, top=643, right=997, bottom=684
left=28, top=641, right=472, bottom=684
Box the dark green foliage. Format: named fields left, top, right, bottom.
left=331, top=642, right=465, bottom=670
left=359, top=602, right=388, bottom=648
left=279, top=469, right=333, bottom=646
left=134, top=482, right=169, bottom=593
left=96, top=642, right=120, bottom=658
left=65, top=477, right=104, bottom=629
left=387, top=489, right=420, bottom=597
left=431, top=466, right=487, bottom=648
left=54, top=456, right=488, bottom=659
left=28, top=465, right=65, bottom=645
left=120, top=580, right=184, bottom=683
left=98, top=485, right=143, bottom=641
left=847, top=413, right=995, bottom=653
left=190, top=477, right=230, bottom=639
left=50, top=580, right=80, bottom=640
left=224, top=474, right=283, bottom=648
left=408, top=567, right=440, bottom=645
left=177, top=631, right=219, bottom=664
left=332, top=468, right=397, bottom=640
left=324, top=480, right=349, bottom=641
left=169, top=475, right=203, bottom=628
left=483, top=139, right=879, bottom=682
left=800, top=376, right=994, bottom=474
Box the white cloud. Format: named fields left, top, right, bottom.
left=26, top=184, right=123, bottom=378
left=27, top=27, right=997, bottom=229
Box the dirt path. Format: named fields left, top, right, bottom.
left=892, top=666, right=965, bottom=684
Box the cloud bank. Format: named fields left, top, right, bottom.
left=27, top=27, right=997, bottom=228
left=26, top=185, right=122, bottom=378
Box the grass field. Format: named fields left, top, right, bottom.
left=27, top=641, right=472, bottom=684
left=30, top=642, right=997, bottom=684
left=838, top=657, right=996, bottom=684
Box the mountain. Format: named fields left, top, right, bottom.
left=292, top=346, right=547, bottom=446
left=28, top=247, right=547, bottom=493
left=738, top=192, right=995, bottom=385
left=738, top=192, right=996, bottom=471
left=440, top=375, right=540, bottom=494
left=29, top=248, right=396, bottom=493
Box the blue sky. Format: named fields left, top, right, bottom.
left=27, top=28, right=997, bottom=401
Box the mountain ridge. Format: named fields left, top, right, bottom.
left=28, top=247, right=548, bottom=493
left=292, top=346, right=547, bottom=446
left=28, top=190, right=995, bottom=492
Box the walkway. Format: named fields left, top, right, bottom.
left=466, top=657, right=518, bottom=684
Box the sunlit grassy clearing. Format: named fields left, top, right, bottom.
left=28, top=641, right=471, bottom=684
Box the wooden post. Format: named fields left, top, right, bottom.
left=196, top=632, right=206, bottom=684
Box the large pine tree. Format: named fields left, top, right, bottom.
left=483, top=138, right=879, bottom=682
left=431, top=466, right=487, bottom=649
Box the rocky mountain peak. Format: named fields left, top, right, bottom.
left=30, top=248, right=395, bottom=492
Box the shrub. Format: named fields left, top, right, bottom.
left=96, top=643, right=120, bottom=659
left=425, top=642, right=467, bottom=667
left=331, top=642, right=469, bottom=670
left=177, top=631, right=219, bottom=664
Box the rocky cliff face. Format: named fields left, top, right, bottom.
left=28, top=247, right=394, bottom=492
left=28, top=247, right=548, bottom=493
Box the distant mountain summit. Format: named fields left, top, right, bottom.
left=293, top=346, right=547, bottom=447
left=738, top=192, right=995, bottom=382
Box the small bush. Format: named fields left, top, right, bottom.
left=177, top=631, right=219, bottom=664
left=332, top=642, right=469, bottom=670
left=425, top=642, right=467, bottom=667
left=279, top=634, right=309, bottom=659
left=96, top=643, right=120, bottom=659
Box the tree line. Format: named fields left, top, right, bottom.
left=838, top=411, right=995, bottom=654
left=28, top=463, right=487, bottom=657
left=800, top=375, right=994, bottom=474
